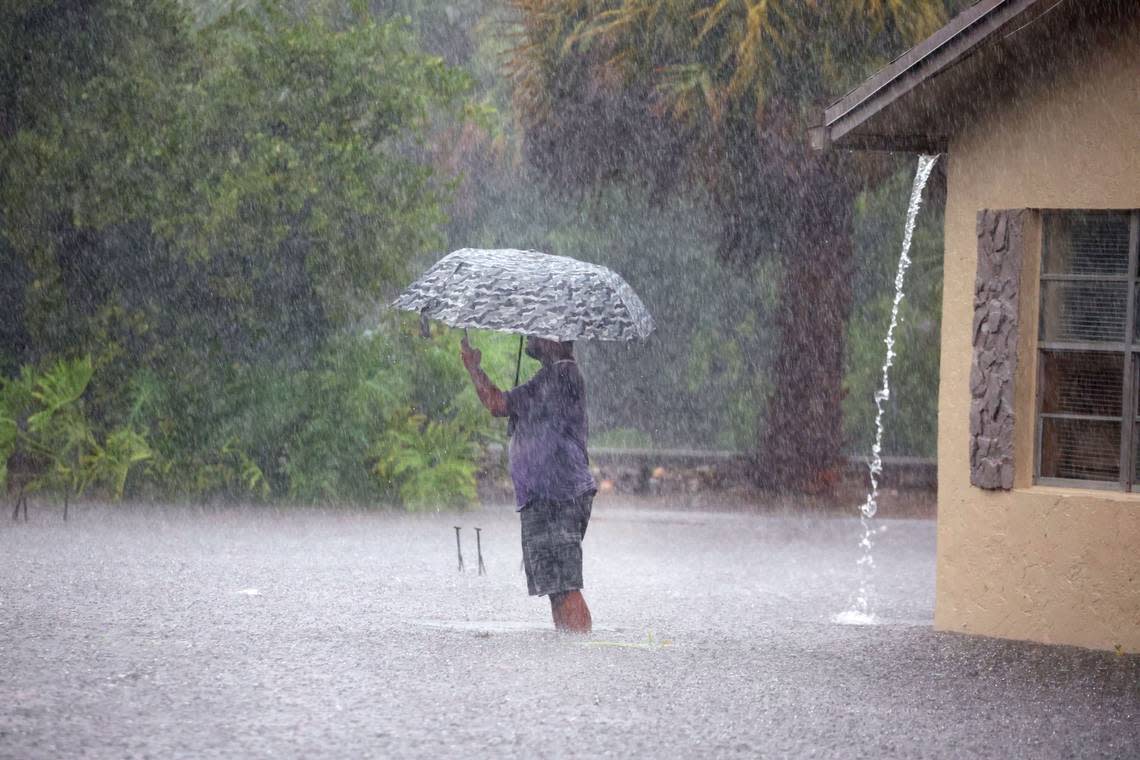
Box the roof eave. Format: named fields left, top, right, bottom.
left=813, top=0, right=1045, bottom=152
left=809, top=126, right=948, bottom=154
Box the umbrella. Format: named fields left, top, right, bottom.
left=392, top=248, right=654, bottom=386
left=392, top=248, right=655, bottom=342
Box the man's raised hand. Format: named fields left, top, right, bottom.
left=460, top=336, right=482, bottom=372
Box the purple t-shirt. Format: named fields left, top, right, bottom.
left=505, top=360, right=597, bottom=509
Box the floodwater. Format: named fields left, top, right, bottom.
left=1, top=500, right=1137, bottom=758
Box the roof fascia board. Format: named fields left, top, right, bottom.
left=811, top=130, right=950, bottom=154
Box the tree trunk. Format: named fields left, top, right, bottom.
left=759, top=161, right=857, bottom=492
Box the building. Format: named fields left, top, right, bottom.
left=812, top=0, right=1140, bottom=652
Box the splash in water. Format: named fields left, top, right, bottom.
left=836, top=154, right=939, bottom=626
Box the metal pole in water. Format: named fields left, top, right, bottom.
left=475, top=527, right=486, bottom=575
left=454, top=526, right=464, bottom=572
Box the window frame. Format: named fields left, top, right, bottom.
left=1034, top=210, right=1140, bottom=491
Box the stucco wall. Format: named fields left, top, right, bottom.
left=937, top=19, right=1140, bottom=652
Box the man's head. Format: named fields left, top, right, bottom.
left=524, top=336, right=574, bottom=363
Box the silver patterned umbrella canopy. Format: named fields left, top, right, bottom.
left=391, top=248, right=654, bottom=341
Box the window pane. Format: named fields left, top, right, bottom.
left=1134, top=284, right=1140, bottom=345
left=1039, top=281, right=1128, bottom=343
left=1039, top=418, right=1120, bottom=482
left=1043, top=211, right=1131, bottom=275
left=1039, top=351, right=1123, bottom=415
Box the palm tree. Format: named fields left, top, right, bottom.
left=508, top=0, right=954, bottom=489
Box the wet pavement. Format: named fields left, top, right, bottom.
left=1, top=500, right=1137, bottom=758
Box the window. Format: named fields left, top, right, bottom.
left=1037, top=210, right=1140, bottom=489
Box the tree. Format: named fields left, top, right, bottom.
left=1, top=0, right=470, bottom=370
left=0, top=0, right=481, bottom=502
left=507, top=0, right=955, bottom=488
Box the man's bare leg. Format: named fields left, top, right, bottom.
left=550, top=590, right=591, bottom=634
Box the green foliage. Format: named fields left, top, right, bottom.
left=89, top=319, right=520, bottom=506
left=0, top=0, right=489, bottom=508
left=173, top=4, right=469, bottom=302
left=0, top=392, right=19, bottom=491
left=82, top=428, right=153, bottom=501
left=2, top=0, right=471, bottom=375
left=26, top=357, right=93, bottom=436
left=372, top=412, right=479, bottom=509
left=270, top=324, right=519, bottom=504
left=148, top=441, right=270, bottom=503
left=11, top=359, right=95, bottom=500
left=0, top=323, right=520, bottom=507
left=362, top=323, right=525, bottom=508
left=220, top=439, right=271, bottom=500
left=0, top=357, right=152, bottom=501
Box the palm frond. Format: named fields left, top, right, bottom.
left=81, top=427, right=153, bottom=501
left=27, top=357, right=93, bottom=434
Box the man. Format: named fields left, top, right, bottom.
left=460, top=334, right=597, bottom=633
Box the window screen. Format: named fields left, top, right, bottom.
left=1037, top=211, right=1140, bottom=488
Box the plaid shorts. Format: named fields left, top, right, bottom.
left=520, top=493, right=594, bottom=597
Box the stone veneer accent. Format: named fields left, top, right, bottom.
left=969, top=209, right=1027, bottom=489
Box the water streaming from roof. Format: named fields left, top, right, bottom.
left=836, top=154, right=940, bottom=626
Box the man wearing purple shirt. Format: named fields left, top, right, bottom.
left=461, top=335, right=597, bottom=633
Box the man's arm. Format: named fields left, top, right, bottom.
left=461, top=337, right=508, bottom=417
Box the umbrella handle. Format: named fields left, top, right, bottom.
left=514, top=334, right=523, bottom=388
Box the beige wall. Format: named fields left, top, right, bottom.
left=937, top=19, right=1140, bottom=652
